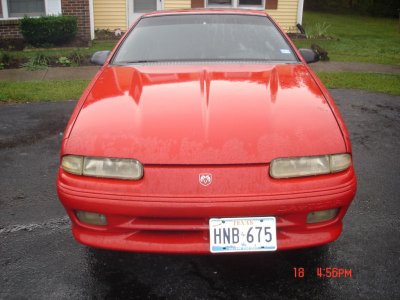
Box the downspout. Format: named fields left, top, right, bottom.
left=89, top=0, right=95, bottom=40
left=297, top=0, right=304, bottom=25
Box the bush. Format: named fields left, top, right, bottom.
left=57, top=56, right=72, bottom=67
left=21, top=54, right=49, bottom=70
left=0, top=39, right=26, bottom=51
left=0, top=51, right=21, bottom=69
left=0, top=52, right=15, bottom=66
left=20, top=16, right=77, bottom=47
left=69, top=50, right=85, bottom=66
left=305, top=22, right=332, bottom=39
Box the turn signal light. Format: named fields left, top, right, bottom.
left=76, top=211, right=107, bottom=226
left=307, top=208, right=339, bottom=224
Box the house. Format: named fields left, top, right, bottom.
left=0, top=0, right=303, bottom=44
left=0, top=0, right=91, bottom=44
left=93, top=0, right=305, bottom=35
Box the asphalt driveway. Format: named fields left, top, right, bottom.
left=0, top=89, right=399, bottom=299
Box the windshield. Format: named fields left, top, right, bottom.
left=112, top=14, right=298, bottom=64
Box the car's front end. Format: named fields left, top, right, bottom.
left=58, top=157, right=356, bottom=253
left=57, top=10, right=356, bottom=254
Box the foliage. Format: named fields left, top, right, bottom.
left=21, top=54, right=49, bottom=70
left=58, top=57, right=72, bottom=67
left=20, top=16, right=78, bottom=47
left=69, top=50, right=85, bottom=66
left=0, top=63, right=4, bottom=70
left=95, top=29, right=122, bottom=40
left=305, top=22, right=332, bottom=39
left=0, top=52, right=15, bottom=67
left=0, top=40, right=117, bottom=69
left=294, top=12, right=400, bottom=65
left=304, top=0, right=399, bottom=18
left=0, top=39, right=26, bottom=51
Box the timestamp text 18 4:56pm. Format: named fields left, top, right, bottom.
left=293, top=267, right=353, bottom=278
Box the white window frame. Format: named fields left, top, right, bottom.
left=127, top=0, right=164, bottom=28
left=206, top=0, right=265, bottom=10
left=0, top=0, right=61, bottom=20
left=1, top=0, right=11, bottom=19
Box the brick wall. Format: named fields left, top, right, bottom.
left=0, top=20, right=22, bottom=40
left=61, top=0, right=91, bottom=44
left=0, top=1, right=91, bottom=45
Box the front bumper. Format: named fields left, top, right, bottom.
left=57, top=166, right=357, bottom=253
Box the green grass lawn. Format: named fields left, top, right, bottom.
left=293, top=12, right=400, bottom=65
left=0, top=80, right=89, bottom=102
left=317, top=72, right=400, bottom=95
left=1, top=72, right=399, bottom=103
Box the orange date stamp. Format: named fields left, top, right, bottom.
left=293, top=267, right=353, bottom=278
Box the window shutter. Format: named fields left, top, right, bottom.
left=191, top=0, right=205, bottom=8
left=265, top=0, right=278, bottom=10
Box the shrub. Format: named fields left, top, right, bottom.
left=20, top=16, right=77, bottom=47
left=0, top=52, right=15, bottom=66
left=69, top=50, right=85, bottom=66
left=0, top=39, right=26, bottom=51
left=21, top=54, right=49, bottom=70
left=305, top=22, right=332, bottom=39
left=0, top=51, right=20, bottom=69
left=58, top=56, right=72, bottom=67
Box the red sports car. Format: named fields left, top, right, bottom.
left=57, top=10, right=356, bottom=254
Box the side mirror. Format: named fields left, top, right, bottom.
left=299, top=48, right=319, bottom=64
left=90, top=51, right=111, bottom=66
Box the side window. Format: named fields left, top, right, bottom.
left=7, top=0, right=45, bottom=18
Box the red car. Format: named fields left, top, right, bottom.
left=57, top=10, right=356, bottom=254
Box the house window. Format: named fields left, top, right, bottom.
left=133, top=0, right=157, bottom=13
left=208, top=0, right=233, bottom=5
left=238, top=0, right=263, bottom=5
left=207, top=0, right=264, bottom=8
left=7, top=0, right=45, bottom=18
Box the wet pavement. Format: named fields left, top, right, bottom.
left=1, top=90, right=399, bottom=299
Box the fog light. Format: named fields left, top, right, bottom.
left=307, top=208, right=339, bottom=224
left=76, top=211, right=107, bottom=226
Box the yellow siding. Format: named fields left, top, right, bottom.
left=92, top=0, right=298, bottom=32
left=93, top=0, right=127, bottom=31
left=266, top=0, right=299, bottom=32
left=164, top=0, right=191, bottom=10
left=164, top=0, right=299, bottom=32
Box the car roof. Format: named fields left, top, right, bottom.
left=142, top=9, right=268, bottom=18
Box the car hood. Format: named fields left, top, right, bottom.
left=66, top=64, right=346, bottom=164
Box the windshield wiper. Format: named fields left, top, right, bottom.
left=113, top=58, right=299, bottom=65
left=115, top=60, right=164, bottom=64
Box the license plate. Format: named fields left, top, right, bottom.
left=209, top=217, right=277, bottom=253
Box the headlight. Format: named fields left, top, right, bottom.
left=270, top=154, right=352, bottom=179
left=61, top=155, right=143, bottom=180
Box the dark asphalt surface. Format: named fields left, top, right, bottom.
left=1, top=89, right=399, bottom=299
